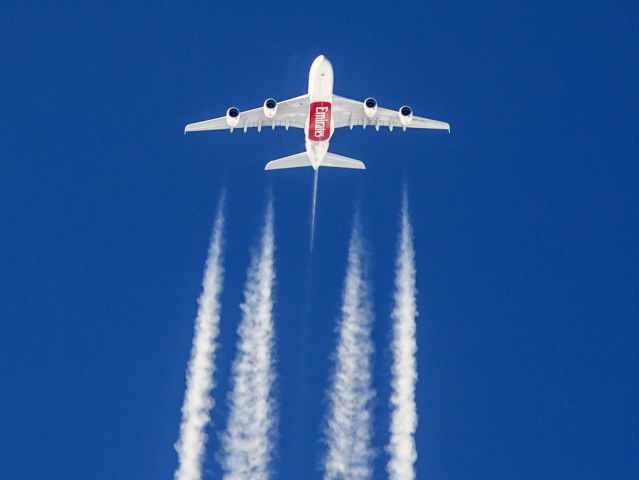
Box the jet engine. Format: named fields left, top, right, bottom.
left=226, top=107, right=241, bottom=128
left=263, top=98, right=278, bottom=118
left=399, top=106, right=413, bottom=126
left=363, top=97, right=377, bottom=118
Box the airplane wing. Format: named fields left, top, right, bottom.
left=332, top=94, right=450, bottom=132
left=185, top=94, right=309, bottom=133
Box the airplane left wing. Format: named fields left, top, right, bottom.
left=332, top=94, right=450, bottom=132
left=185, top=94, right=309, bottom=133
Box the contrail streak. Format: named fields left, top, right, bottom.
left=324, top=219, right=375, bottom=480
left=387, top=192, right=418, bottom=480
left=310, top=169, right=319, bottom=252
left=221, top=200, right=277, bottom=480
left=174, top=195, right=226, bottom=480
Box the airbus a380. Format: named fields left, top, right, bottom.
left=185, top=55, right=450, bottom=171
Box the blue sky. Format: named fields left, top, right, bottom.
left=1, top=1, right=637, bottom=479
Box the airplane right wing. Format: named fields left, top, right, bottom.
left=332, top=94, right=450, bottom=132
left=185, top=94, right=309, bottom=133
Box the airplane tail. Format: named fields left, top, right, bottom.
left=264, top=152, right=365, bottom=170
left=322, top=152, right=365, bottom=170
left=265, top=152, right=311, bottom=170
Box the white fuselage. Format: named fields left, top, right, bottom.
left=304, top=55, right=334, bottom=170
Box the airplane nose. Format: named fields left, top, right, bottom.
left=312, top=55, right=332, bottom=76
left=311, top=55, right=325, bottom=70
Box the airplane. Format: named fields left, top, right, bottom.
left=184, top=55, right=450, bottom=171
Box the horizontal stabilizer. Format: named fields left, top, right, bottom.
left=264, top=152, right=311, bottom=170
left=322, top=152, right=365, bottom=170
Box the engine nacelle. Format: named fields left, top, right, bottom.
left=263, top=98, right=278, bottom=118
left=399, top=106, right=413, bottom=126
left=226, top=107, right=240, bottom=128
left=363, top=97, right=378, bottom=118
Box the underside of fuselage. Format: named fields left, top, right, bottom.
left=305, top=55, right=334, bottom=170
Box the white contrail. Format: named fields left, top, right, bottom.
left=174, top=195, right=226, bottom=480
left=310, top=168, right=319, bottom=252
left=387, top=192, right=419, bottom=480
left=324, top=219, right=376, bottom=480
left=221, top=200, right=277, bottom=480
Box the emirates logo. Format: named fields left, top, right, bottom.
left=313, top=106, right=329, bottom=139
